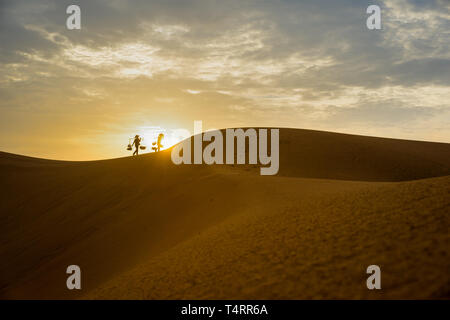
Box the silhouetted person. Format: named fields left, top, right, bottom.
left=157, top=133, right=164, bottom=152
left=132, top=135, right=141, bottom=156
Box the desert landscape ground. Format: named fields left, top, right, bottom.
left=0, top=128, right=449, bottom=299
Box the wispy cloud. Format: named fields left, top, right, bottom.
left=0, top=0, right=449, bottom=159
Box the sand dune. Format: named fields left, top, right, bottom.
left=0, top=129, right=449, bottom=299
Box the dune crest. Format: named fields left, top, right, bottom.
left=0, top=128, right=449, bottom=299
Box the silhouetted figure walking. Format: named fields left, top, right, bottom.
left=157, top=133, right=164, bottom=152
left=151, top=133, right=164, bottom=152
left=132, top=135, right=141, bottom=156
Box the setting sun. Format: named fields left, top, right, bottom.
left=132, top=126, right=188, bottom=154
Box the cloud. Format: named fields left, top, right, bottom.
left=0, top=0, right=449, bottom=159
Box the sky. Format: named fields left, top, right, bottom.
left=0, top=0, right=449, bottom=160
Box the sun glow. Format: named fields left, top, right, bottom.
left=134, top=126, right=190, bottom=153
